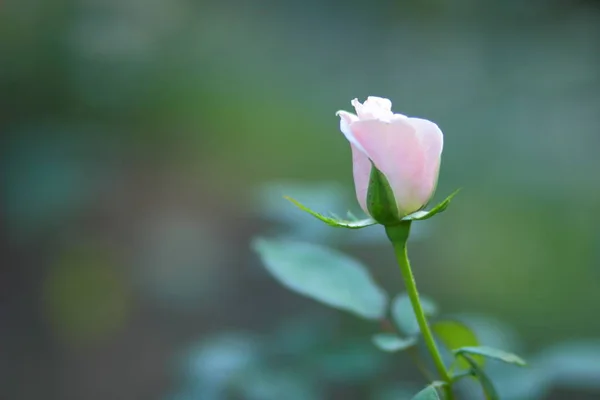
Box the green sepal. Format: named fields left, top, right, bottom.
left=455, top=346, right=526, bottom=367
left=366, top=162, right=400, bottom=226
left=402, top=189, right=460, bottom=221
left=284, top=196, right=377, bottom=229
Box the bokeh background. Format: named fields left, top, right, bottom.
left=2, top=0, right=600, bottom=399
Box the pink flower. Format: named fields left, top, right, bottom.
left=337, top=97, right=443, bottom=218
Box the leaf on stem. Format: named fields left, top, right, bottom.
left=433, top=320, right=483, bottom=370
left=460, top=354, right=499, bottom=400
left=455, top=346, right=526, bottom=367
left=252, top=238, right=388, bottom=319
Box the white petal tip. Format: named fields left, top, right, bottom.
left=337, top=110, right=358, bottom=124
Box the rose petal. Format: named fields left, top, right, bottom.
left=337, top=110, right=366, bottom=153
left=350, top=119, right=431, bottom=215
left=351, top=97, right=394, bottom=121
left=350, top=144, right=372, bottom=215
left=407, top=118, right=444, bottom=202
left=365, top=96, right=392, bottom=112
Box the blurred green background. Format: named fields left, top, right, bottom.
left=2, top=0, right=600, bottom=399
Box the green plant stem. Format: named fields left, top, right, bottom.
left=386, top=222, right=454, bottom=399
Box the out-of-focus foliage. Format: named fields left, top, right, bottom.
left=372, top=333, right=417, bottom=353
left=43, top=246, right=130, bottom=343
left=2, top=0, right=600, bottom=398
left=170, top=321, right=600, bottom=400
left=392, top=293, right=439, bottom=336
left=169, top=316, right=398, bottom=400
left=251, top=225, right=531, bottom=398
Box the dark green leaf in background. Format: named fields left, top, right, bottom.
left=433, top=320, right=482, bottom=370
left=391, top=293, right=438, bottom=336
left=371, top=333, right=417, bottom=353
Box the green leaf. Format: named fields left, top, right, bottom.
left=285, top=196, right=377, bottom=229
left=371, top=333, right=417, bottom=352
left=461, top=354, right=499, bottom=400
left=450, top=370, right=473, bottom=383
left=252, top=238, right=387, bottom=319
left=366, top=162, right=400, bottom=225
left=402, top=189, right=460, bottom=221
left=455, top=346, right=526, bottom=367
left=432, top=320, right=482, bottom=370
left=391, top=293, right=438, bottom=336
left=411, top=382, right=445, bottom=400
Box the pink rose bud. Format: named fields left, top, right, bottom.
left=336, top=97, right=443, bottom=219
